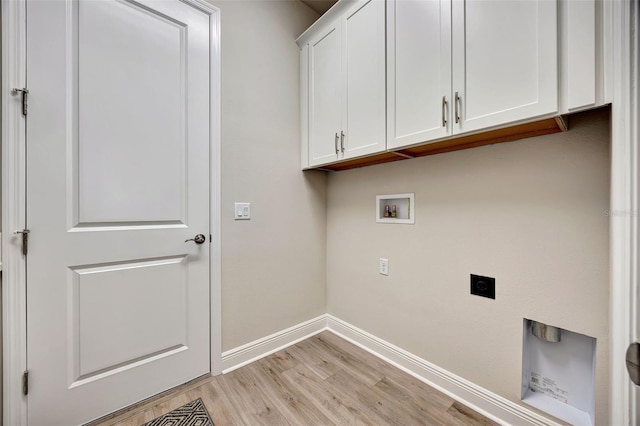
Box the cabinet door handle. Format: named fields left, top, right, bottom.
left=335, top=132, right=339, bottom=154
left=442, top=96, right=448, bottom=127
left=455, top=91, right=461, bottom=124
left=340, top=131, right=345, bottom=152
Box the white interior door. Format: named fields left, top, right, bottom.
left=26, top=0, right=211, bottom=424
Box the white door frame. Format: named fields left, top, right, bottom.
left=610, top=0, right=639, bottom=424
left=1, top=0, right=222, bottom=424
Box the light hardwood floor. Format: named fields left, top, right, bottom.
left=93, top=332, right=499, bottom=426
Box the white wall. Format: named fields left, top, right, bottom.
left=209, top=0, right=327, bottom=351
left=326, top=108, right=611, bottom=423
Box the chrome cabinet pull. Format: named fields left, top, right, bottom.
left=340, top=131, right=345, bottom=152
left=442, top=96, right=448, bottom=127
left=335, top=132, right=339, bottom=154
left=455, top=91, right=461, bottom=124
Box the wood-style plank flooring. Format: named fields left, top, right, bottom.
left=94, top=332, right=499, bottom=426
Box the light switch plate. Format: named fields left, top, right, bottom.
left=234, top=203, right=251, bottom=220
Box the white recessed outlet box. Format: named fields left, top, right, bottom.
left=376, top=193, right=414, bottom=224
left=379, top=258, right=389, bottom=276
left=234, top=202, right=251, bottom=220
left=521, top=319, right=596, bottom=426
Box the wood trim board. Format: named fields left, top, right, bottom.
left=316, top=115, right=569, bottom=172
left=221, top=315, right=328, bottom=374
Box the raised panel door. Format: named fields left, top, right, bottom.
left=26, top=0, right=211, bottom=423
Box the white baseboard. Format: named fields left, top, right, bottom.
left=325, top=315, right=560, bottom=426
left=220, top=314, right=559, bottom=426
left=221, top=315, right=327, bottom=373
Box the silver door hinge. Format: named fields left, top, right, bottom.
left=11, top=87, right=29, bottom=116
left=22, top=370, right=29, bottom=396
left=14, top=229, right=30, bottom=256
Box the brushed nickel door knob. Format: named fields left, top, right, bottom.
left=185, top=234, right=206, bottom=244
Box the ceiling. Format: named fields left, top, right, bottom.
left=300, top=0, right=338, bottom=16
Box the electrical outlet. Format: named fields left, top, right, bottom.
left=470, top=274, right=495, bottom=299
left=379, top=258, right=389, bottom=276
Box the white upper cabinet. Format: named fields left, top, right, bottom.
left=387, top=0, right=452, bottom=149
left=388, top=0, right=558, bottom=150
left=558, top=0, right=611, bottom=113
left=300, top=0, right=608, bottom=169
left=451, top=0, right=558, bottom=134
left=342, top=0, right=386, bottom=159
left=303, top=0, right=386, bottom=168
left=308, top=22, right=342, bottom=166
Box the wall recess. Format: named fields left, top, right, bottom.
left=376, top=193, right=414, bottom=224
left=521, top=319, right=596, bottom=425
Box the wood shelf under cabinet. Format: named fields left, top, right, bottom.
left=312, top=115, right=569, bottom=172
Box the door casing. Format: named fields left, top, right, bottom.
left=610, top=0, right=640, bottom=424
left=1, top=0, right=222, bottom=424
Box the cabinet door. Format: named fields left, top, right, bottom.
left=559, top=0, right=606, bottom=113
left=452, top=0, right=557, bottom=134
left=309, top=23, right=342, bottom=167
left=341, top=0, right=386, bottom=159
left=387, top=0, right=452, bottom=149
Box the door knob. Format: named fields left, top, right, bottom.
left=627, top=342, right=640, bottom=386
left=185, top=234, right=206, bottom=244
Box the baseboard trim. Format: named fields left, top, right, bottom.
left=220, top=314, right=560, bottom=425
left=221, top=315, right=327, bottom=373
left=325, top=315, right=560, bottom=426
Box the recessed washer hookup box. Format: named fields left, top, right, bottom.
left=521, top=319, right=596, bottom=425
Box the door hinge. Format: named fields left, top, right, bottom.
left=22, top=370, right=29, bottom=396
left=14, top=229, right=30, bottom=256
left=11, top=88, right=29, bottom=116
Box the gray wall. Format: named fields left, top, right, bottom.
left=326, top=108, right=611, bottom=423
left=210, top=0, right=327, bottom=351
